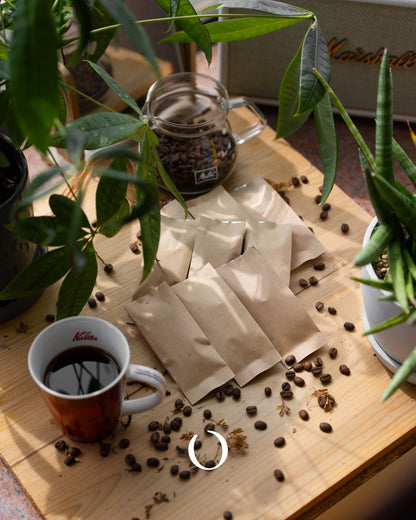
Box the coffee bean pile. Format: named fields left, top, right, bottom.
left=54, top=439, right=82, bottom=466
left=87, top=291, right=106, bottom=309
left=153, top=128, right=237, bottom=194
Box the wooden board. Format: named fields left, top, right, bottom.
left=1, top=109, right=416, bottom=520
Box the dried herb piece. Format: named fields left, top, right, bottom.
left=226, top=428, right=249, bottom=453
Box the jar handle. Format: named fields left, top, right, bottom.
left=228, top=97, right=267, bottom=144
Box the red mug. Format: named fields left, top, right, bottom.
left=28, top=316, right=166, bottom=442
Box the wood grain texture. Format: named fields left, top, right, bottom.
left=1, top=110, right=416, bottom=520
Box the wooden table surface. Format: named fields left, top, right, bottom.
left=1, top=109, right=416, bottom=520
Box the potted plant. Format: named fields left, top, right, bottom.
left=0, top=0, right=332, bottom=320
left=314, top=50, right=416, bottom=401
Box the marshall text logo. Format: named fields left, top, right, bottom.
left=73, top=331, right=98, bottom=341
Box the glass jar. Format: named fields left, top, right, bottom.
left=142, top=72, right=267, bottom=195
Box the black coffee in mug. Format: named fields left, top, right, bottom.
left=44, top=346, right=120, bottom=396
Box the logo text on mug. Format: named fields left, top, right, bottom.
left=72, top=331, right=98, bottom=341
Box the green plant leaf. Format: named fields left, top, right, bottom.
left=49, top=194, right=90, bottom=230
left=392, top=138, right=416, bottom=190
left=99, top=0, right=160, bottom=76
left=313, top=92, right=337, bottom=203
left=155, top=0, right=212, bottom=64
left=95, top=157, right=128, bottom=228
left=7, top=215, right=87, bottom=246
left=86, top=60, right=143, bottom=115
left=276, top=40, right=311, bottom=139
left=87, top=1, right=118, bottom=62
left=363, top=309, right=410, bottom=336
left=50, top=112, right=145, bottom=149
left=0, top=58, right=9, bottom=80
left=67, top=0, right=92, bottom=66
left=9, top=0, right=59, bottom=153
left=388, top=239, right=408, bottom=313
left=381, top=344, right=416, bottom=401
left=0, top=246, right=73, bottom=300
left=162, top=16, right=303, bottom=43
left=350, top=275, right=393, bottom=292
left=56, top=241, right=98, bottom=319
left=221, top=0, right=310, bottom=16
left=353, top=223, right=393, bottom=266
left=98, top=199, right=130, bottom=238
left=298, top=21, right=329, bottom=115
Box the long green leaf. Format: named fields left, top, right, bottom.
left=221, top=0, right=310, bottom=16
left=0, top=246, right=73, bottom=299
left=95, top=157, right=128, bottom=228
left=298, top=21, right=329, bottom=114
left=388, top=239, right=408, bottom=313
left=363, top=310, right=409, bottom=336
left=381, top=344, right=416, bottom=401
left=353, top=223, right=393, bottom=266
left=67, top=0, right=92, bottom=66
left=350, top=275, right=393, bottom=292
left=49, top=194, right=90, bottom=230
left=87, top=1, right=118, bottom=62
left=162, top=16, right=303, bottom=43
left=50, top=112, right=145, bottom=149
left=56, top=241, right=98, bottom=319
left=7, top=215, right=86, bottom=246
left=393, top=138, right=416, bottom=189
left=155, top=0, right=212, bottom=64
left=98, top=199, right=130, bottom=238
left=313, top=92, right=337, bottom=203
left=276, top=39, right=311, bottom=139
left=9, top=0, right=59, bottom=153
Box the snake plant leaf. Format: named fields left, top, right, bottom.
left=381, top=344, right=416, bottom=401
left=276, top=39, right=311, bottom=139
left=392, top=138, right=416, bottom=190
left=388, top=239, right=409, bottom=313
left=313, top=92, right=337, bottom=203
left=375, top=50, right=394, bottom=184
left=66, top=0, right=92, bottom=66
left=9, top=0, right=59, bottom=153
left=155, top=0, right=212, bottom=64
left=162, top=16, right=303, bottom=44
left=99, top=0, right=160, bottom=76
left=7, top=216, right=87, bottom=246
left=49, top=194, right=90, bottom=231
left=56, top=241, right=98, bottom=319
left=0, top=246, right=73, bottom=300
left=350, top=275, right=393, bottom=292
left=298, top=21, right=329, bottom=115
left=372, top=173, right=416, bottom=235
left=353, top=223, right=394, bottom=266
left=86, top=60, right=143, bottom=116
left=363, top=310, right=410, bottom=337
left=95, top=157, right=128, bottom=230
left=50, top=112, right=145, bottom=149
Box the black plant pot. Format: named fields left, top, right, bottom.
left=0, top=133, right=45, bottom=323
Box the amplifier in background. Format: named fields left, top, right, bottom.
left=219, top=0, right=416, bottom=120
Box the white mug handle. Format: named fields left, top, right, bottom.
left=121, top=365, right=166, bottom=415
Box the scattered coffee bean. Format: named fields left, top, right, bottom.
left=328, top=306, right=337, bottom=315
left=291, top=176, right=300, bottom=187
left=299, top=409, right=309, bottom=421
left=204, top=422, right=216, bottom=433
left=161, top=435, right=171, bottom=444
left=216, top=389, right=225, bottom=402
left=303, top=361, right=312, bottom=371
left=203, top=409, right=212, bottom=420
left=319, top=185, right=323, bottom=193
left=313, top=261, right=325, bottom=271
left=300, top=175, right=309, bottom=184
left=148, top=420, right=160, bottom=431
left=318, top=393, right=336, bottom=410
left=118, top=438, right=130, bottom=449
left=293, top=362, right=304, bottom=372
left=246, top=405, right=258, bottom=415
left=264, top=386, right=272, bottom=397
left=328, top=347, right=338, bottom=359
left=314, top=194, right=322, bottom=204
left=194, top=440, right=202, bottom=450
left=99, top=442, right=112, bottom=457
left=67, top=446, right=82, bottom=458
left=64, top=455, right=78, bottom=466
left=322, top=202, right=331, bottom=211
left=319, top=210, right=328, bottom=220
left=312, top=366, right=322, bottom=376
left=293, top=376, right=305, bottom=387
left=179, top=470, right=191, bottom=480
left=223, top=512, right=233, bottom=520
left=55, top=440, right=68, bottom=452
left=147, top=457, right=160, bottom=468
left=285, top=370, right=295, bottom=380
left=175, top=398, right=184, bottom=409
left=319, top=422, right=332, bottom=433
left=309, top=276, right=319, bottom=286
left=87, top=297, right=97, bottom=308
left=183, top=405, right=192, bottom=417
left=129, top=242, right=139, bottom=254
left=299, top=278, right=309, bottom=288
left=232, top=387, right=241, bottom=400
left=274, top=469, right=285, bottom=482
left=170, top=464, right=179, bottom=476
left=91, top=219, right=97, bottom=228
left=341, top=223, right=350, bottom=233
left=163, top=420, right=172, bottom=434
left=104, top=263, right=113, bottom=274
left=280, top=390, right=294, bottom=399
left=125, top=454, right=136, bottom=467
left=315, top=301, right=324, bottom=311
left=155, top=442, right=169, bottom=451
left=344, top=322, right=355, bottom=331
left=274, top=437, right=286, bottom=448
left=314, top=356, right=323, bottom=367
left=150, top=431, right=160, bottom=444
left=45, top=313, right=55, bottom=322
left=320, top=373, right=332, bottom=385
left=285, top=354, right=296, bottom=366
left=95, top=291, right=105, bottom=302
left=254, top=420, right=267, bottom=431
left=339, top=364, right=351, bottom=376
left=128, top=463, right=142, bottom=472
left=224, top=383, right=234, bottom=396
left=170, top=417, right=182, bottom=431
left=205, top=460, right=216, bottom=469
left=281, top=381, right=291, bottom=391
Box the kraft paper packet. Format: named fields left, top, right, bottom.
left=217, top=247, right=328, bottom=362
left=173, top=263, right=281, bottom=386
left=125, top=282, right=234, bottom=404
left=188, top=216, right=245, bottom=277
left=231, top=175, right=325, bottom=270
left=168, top=185, right=293, bottom=285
